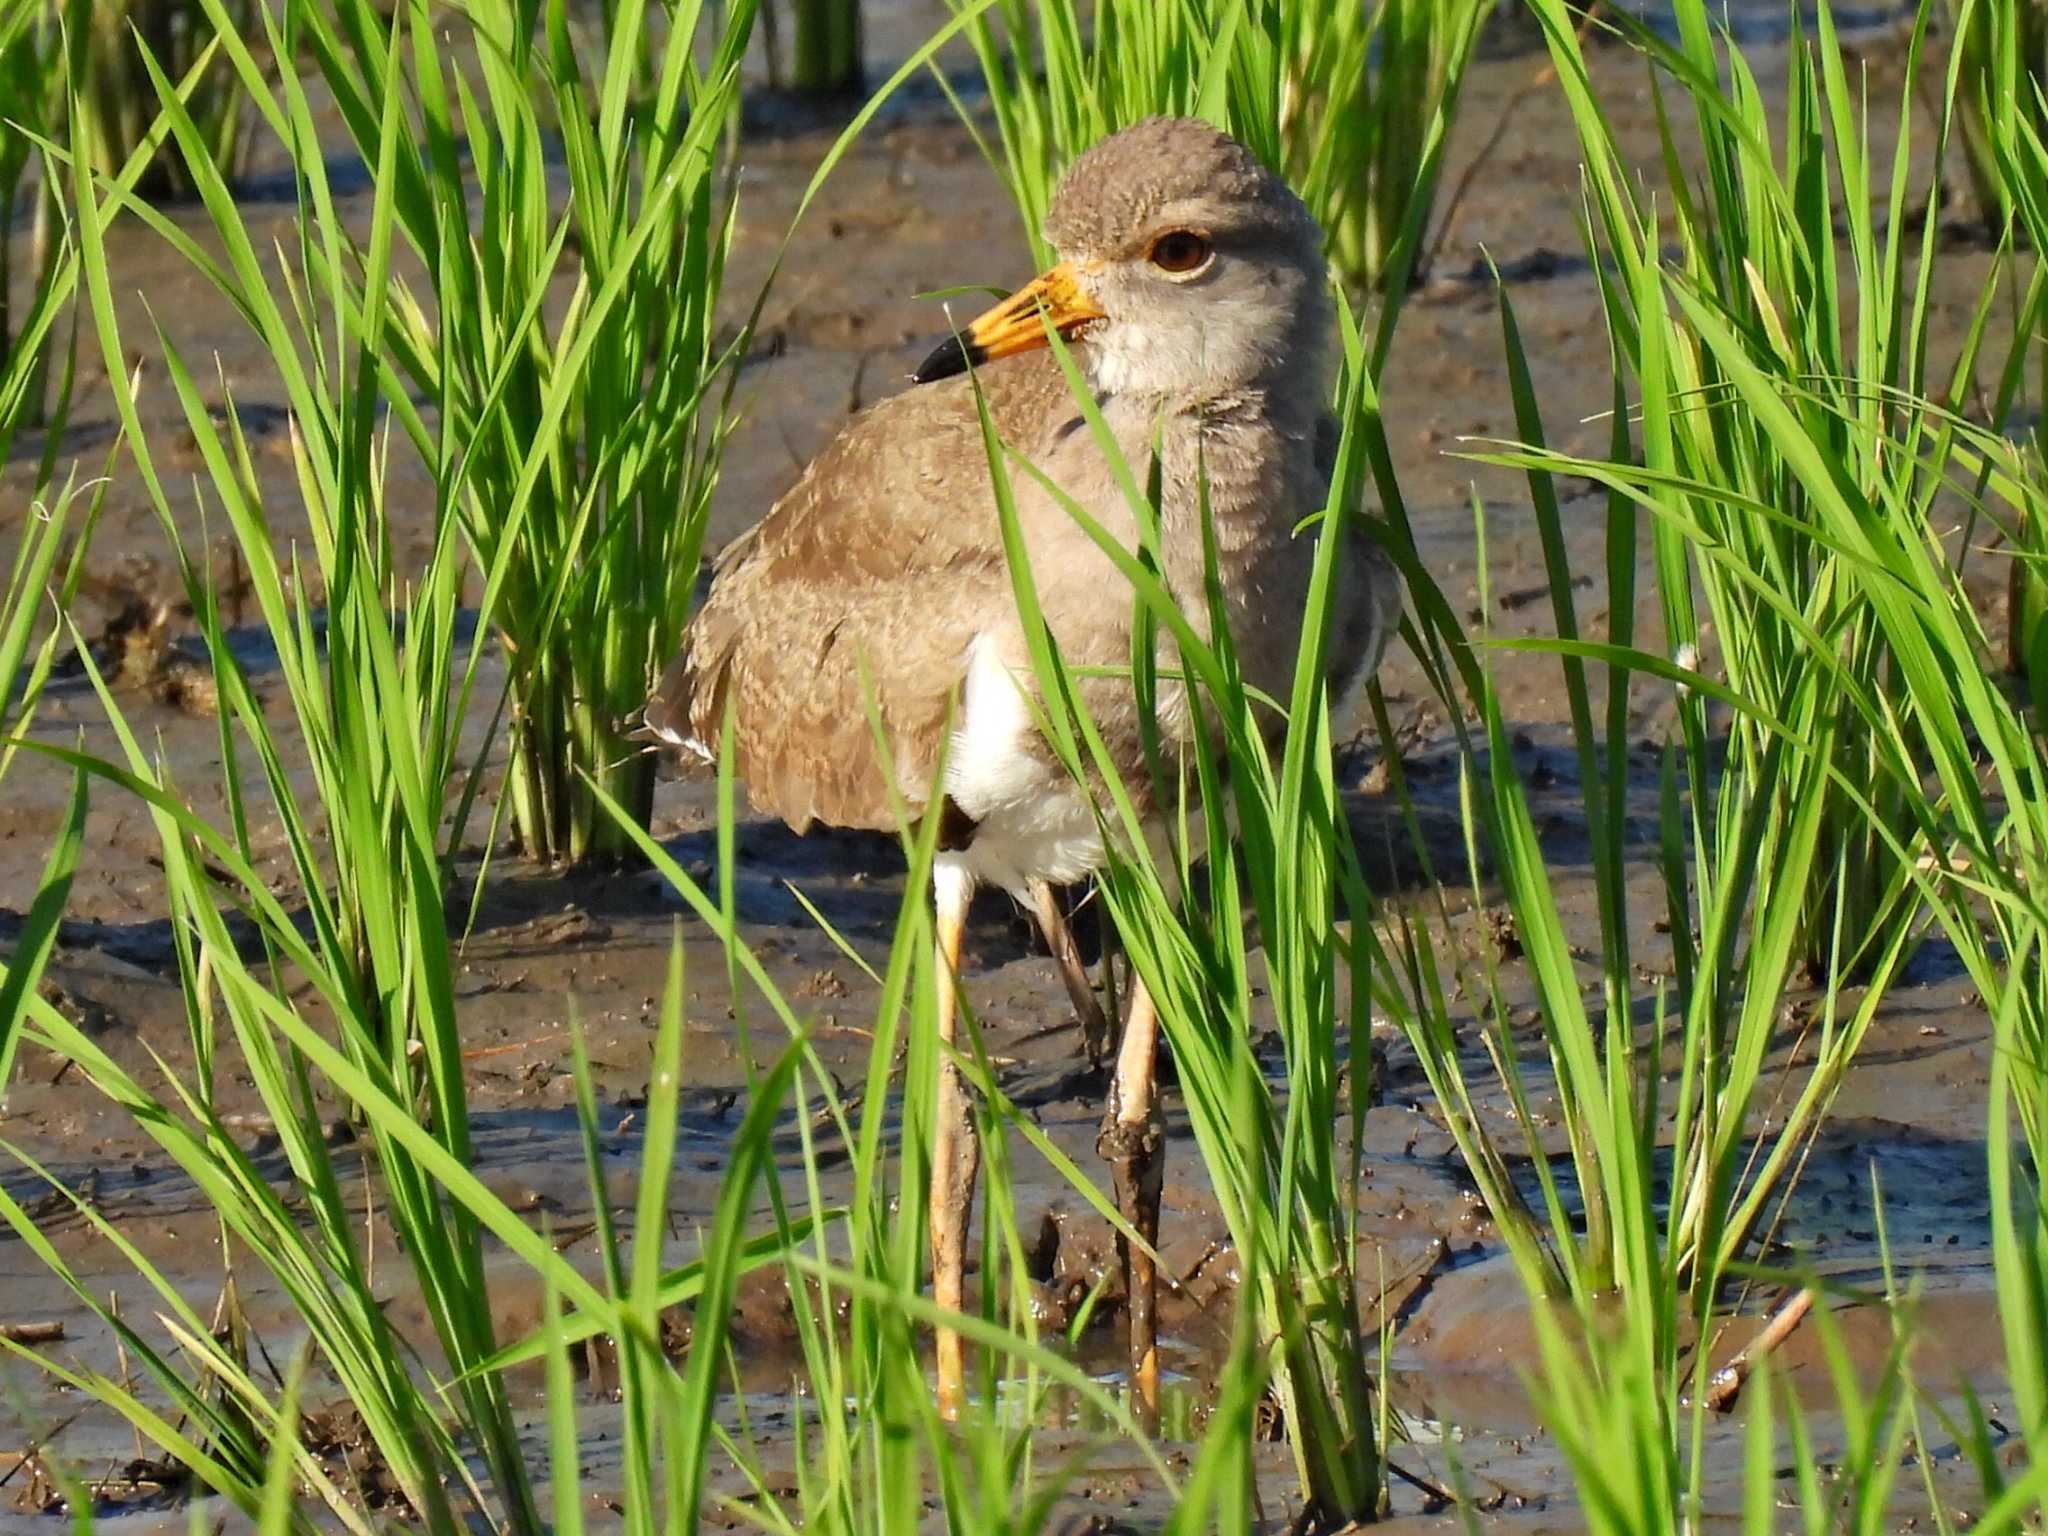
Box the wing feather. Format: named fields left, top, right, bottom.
left=645, top=351, right=1078, bottom=834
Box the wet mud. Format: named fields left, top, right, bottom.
left=0, top=6, right=2022, bottom=1529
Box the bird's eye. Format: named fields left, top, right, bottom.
left=1148, top=231, right=1212, bottom=275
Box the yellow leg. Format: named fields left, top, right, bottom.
left=930, top=863, right=979, bottom=1420
left=1029, top=878, right=1112, bottom=1070
left=1099, top=978, right=1163, bottom=1430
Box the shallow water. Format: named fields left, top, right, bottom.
left=1615, top=0, right=1919, bottom=39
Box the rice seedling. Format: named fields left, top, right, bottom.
left=1, top=517, right=1161, bottom=1534
left=1490, top=322, right=2048, bottom=1530
left=1389, top=36, right=2048, bottom=1479
left=771, top=0, right=863, bottom=97
left=1415, top=10, right=2048, bottom=1529
left=12, top=0, right=2048, bottom=1525
left=1328, top=276, right=1910, bottom=1530
left=948, top=0, right=1485, bottom=298
left=19, top=0, right=914, bottom=1504
left=1530, top=1212, right=2048, bottom=1536
left=0, top=3, right=60, bottom=429
left=0, top=471, right=98, bottom=1101
left=0, top=0, right=224, bottom=428
left=1511, top=0, right=1997, bottom=980
left=15, top=319, right=713, bottom=1529
left=1946, top=0, right=2048, bottom=234
left=1961, top=0, right=2048, bottom=675
left=0, top=366, right=121, bottom=1089
left=579, top=748, right=1174, bottom=1535
left=0, top=87, right=143, bottom=1092
left=1615, top=180, right=2048, bottom=1503
left=67, top=0, right=260, bottom=199
left=38, top=1, right=572, bottom=1513
left=1255, top=6, right=2006, bottom=1524
left=266, top=0, right=753, bottom=867
left=1273, top=0, right=1488, bottom=298
left=1618, top=0, right=2048, bottom=1287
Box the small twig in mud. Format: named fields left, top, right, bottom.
left=810, top=1019, right=878, bottom=1043
left=1365, top=1236, right=1453, bottom=1335
left=0, top=1408, right=85, bottom=1494
left=1386, top=1459, right=1456, bottom=1513
left=1711, top=996, right=1832, bottom=1348
left=1703, top=1287, right=1818, bottom=1412
left=462, top=1031, right=566, bottom=1062
left=1176, top=1240, right=1223, bottom=1286
left=0, top=1322, right=63, bottom=1345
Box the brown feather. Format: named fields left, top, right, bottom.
left=644, top=349, right=1084, bottom=834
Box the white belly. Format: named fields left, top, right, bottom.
left=940, top=635, right=1106, bottom=895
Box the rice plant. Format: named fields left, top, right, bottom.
left=1729, top=68, right=2048, bottom=1486
left=5, top=889, right=1163, bottom=1536
left=0, top=403, right=111, bottom=1086
left=8, top=6, right=760, bottom=1508
left=1966, top=0, right=2048, bottom=675
left=0, top=76, right=136, bottom=1093
left=0, top=462, right=97, bottom=1105
left=1273, top=0, right=1487, bottom=296
left=1398, top=56, right=2048, bottom=1490
left=767, top=0, right=863, bottom=96
left=1947, top=0, right=2048, bottom=234
left=1504, top=317, right=2048, bottom=1532
left=46, top=1, right=560, bottom=1513
left=1531, top=1240, right=2048, bottom=1535
left=5, top=2, right=1144, bottom=1527
left=264, top=0, right=754, bottom=866
left=1512, top=0, right=1996, bottom=979
left=0, top=3, right=60, bottom=428
left=1268, top=5, right=2010, bottom=1523
left=580, top=747, right=1174, bottom=1534
left=67, top=0, right=259, bottom=199
left=949, top=0, right=1485, bottom=296
left=11, top=0, right=2048, bottom=1525
left=1325, top=272, right=1911, bottom=1530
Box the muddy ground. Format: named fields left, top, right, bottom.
left=0, top=3, right=2028, bottom=1529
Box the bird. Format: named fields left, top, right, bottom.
left=640, top=116, right=1402, bottom=1425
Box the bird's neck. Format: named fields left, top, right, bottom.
left=1102, top=383, right=1325, bottom=522
left=1085, top=334, right=1335, bottom=424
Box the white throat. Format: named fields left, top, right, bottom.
left=1082, top=314, right=1330, bottom=408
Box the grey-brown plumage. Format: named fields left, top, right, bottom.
left=642, top=351, right=1079, bottom=835
left=643, top=133, right=1399, bottom=854
left=644, top=341, right=1395, bottom=851
left=642, top=116, right=1404, bottom=1422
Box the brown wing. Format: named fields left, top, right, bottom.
left=643, top=350, right=1081, bottom=835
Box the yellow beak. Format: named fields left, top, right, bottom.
left=912, top=261, right=1107, bottom=384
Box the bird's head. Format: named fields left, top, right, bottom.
left=913, top=117, right=1331, bottom=403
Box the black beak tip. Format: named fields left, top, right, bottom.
left=912, top=333, right=982, bottom=385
